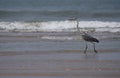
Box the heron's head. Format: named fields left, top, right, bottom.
left=68, top=17, right=77, bottom=21
left=68, top=17, right=79, bottom=27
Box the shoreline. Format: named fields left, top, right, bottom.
left=0, top=32, right=120, bottom=39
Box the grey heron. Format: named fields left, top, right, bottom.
left=69, top=18, right=99, bottom=53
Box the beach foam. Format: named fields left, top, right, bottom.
left=0, top=21, right=120, bottom=32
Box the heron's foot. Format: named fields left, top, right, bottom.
left=94, top=50, right=98, bottom=53
left=84, top=50, right=87, bottom=54
left=84, top=51, right=87, bottom=56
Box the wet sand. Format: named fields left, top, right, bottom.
left=0, top=32, right=120, bottom=78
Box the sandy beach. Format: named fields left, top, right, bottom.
left=0, top=0, right=120, bottom=78
left=0, top=32, right=120, bottom=78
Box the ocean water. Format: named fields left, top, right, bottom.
left=0, top=0, right=120, bottom=32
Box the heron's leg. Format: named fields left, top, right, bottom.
left=93, top=43, right=97, bottom=53
left=84, top=41, right=88, bottom=54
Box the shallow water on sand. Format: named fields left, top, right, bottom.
left=0, top=32, right=120, bottom=78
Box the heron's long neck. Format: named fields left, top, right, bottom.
left=76, top=20, right=80, bottom=32
left=76, top=21, right=86, bottom=35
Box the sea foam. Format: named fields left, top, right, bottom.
left=0, top=21, right=120, bottom=32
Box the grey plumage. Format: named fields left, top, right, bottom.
left=69, top=17, right=99, bottom=53
left=82, top=33, right=99, bottom=43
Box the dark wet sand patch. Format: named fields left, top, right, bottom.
left=0, top=49, right=120, bottom=56
left=0, top=73, right=120, bottom=77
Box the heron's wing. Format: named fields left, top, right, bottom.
left=82, top=33, right=99, bottom=43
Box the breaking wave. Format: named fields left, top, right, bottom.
left=0, top=20, right=120, bottom=33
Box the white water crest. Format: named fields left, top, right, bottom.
left=0, top=20, right=120, bottom=32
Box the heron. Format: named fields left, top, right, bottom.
left=68, top=18, right=99, bottom=54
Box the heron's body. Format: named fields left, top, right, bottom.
left=82, top=33, right=99, bottom=43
